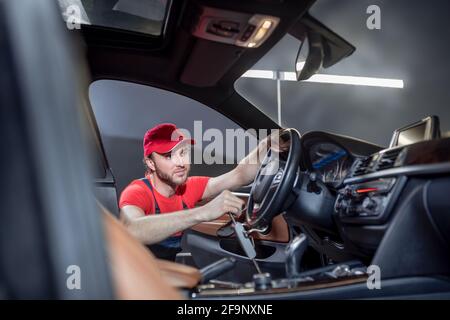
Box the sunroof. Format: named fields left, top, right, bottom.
left=58, top=0, right=171, bottom=36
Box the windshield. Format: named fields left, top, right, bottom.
left=58, top=0, right=171, bottom=36
left=235, top=1, right=450, bottom=146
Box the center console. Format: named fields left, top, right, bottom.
left=191, top=260, right=368, bottom=298
left=333, top=115, right=447, bottom=255
left=336, top=176, right=407, bottom=225
left=335, top=116, right=440, bottom=225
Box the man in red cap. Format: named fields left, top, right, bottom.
left=119, top=123, right=282, bottom=261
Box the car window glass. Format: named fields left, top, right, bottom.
left=89, top=80, right=244, bottom=194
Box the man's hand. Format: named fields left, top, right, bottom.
left=235, top=129, right=291, bottom=183
left=199, top=190, right=245, bottom=222
left=268, top=129, right=290, bottom=153
left=120, top=190, right=245, bottom=245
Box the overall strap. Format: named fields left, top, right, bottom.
left=140, top=178, right=161, bottom=214
left=181, top=199, right=188, bottom=210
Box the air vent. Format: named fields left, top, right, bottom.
left=375, top=148, right=403, bottom=171
left=352, top=156, right=372, bottom=176
left=351, top=148, right=404, bottom=177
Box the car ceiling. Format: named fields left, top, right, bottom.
left=79, top=0, right=317, bottom=130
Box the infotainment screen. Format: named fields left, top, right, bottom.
left=397, top=122, right=427, bottom=146
left=389, top=116, right=440, bottom=148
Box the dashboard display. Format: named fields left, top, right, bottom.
left=309, top=143, right=352, bottom=187
left=397, top=123, right=426, bottom=146
left=389, top=116, right=440, bottom=148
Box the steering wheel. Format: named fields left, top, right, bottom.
left=246, top=128, right=302, bottom=231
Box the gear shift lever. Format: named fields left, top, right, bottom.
left=285, top=233, right=308, bottom=278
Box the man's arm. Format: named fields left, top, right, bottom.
left=202, top=130, right=288, bottom=200
left=120, top=190, right=245, bottom=245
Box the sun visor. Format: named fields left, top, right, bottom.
left=180, top=39, right=243, bottom=87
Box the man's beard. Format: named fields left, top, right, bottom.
left=154, top=166, right=189, bottom=189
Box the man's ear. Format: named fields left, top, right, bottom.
left=145, top=156, right=156, bottom=172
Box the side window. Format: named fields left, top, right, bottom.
left=89, top=80, right=247, bottom=194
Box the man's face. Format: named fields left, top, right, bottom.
left=147, top=143, right=191, bottom=187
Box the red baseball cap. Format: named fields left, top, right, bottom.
left=143, top=123, right=194, bottom=157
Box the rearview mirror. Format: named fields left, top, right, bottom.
left=295, top=31, right=324, bottom=81
left=290, top=13, right=355, bottom=81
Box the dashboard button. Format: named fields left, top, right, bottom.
left=362, top=197, right=377, bottom=211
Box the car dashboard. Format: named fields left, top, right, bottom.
left=308, top=142, right=354, bottom=189
left=294, top=118, right=450, bottom=265
left=187, top=118, right=450, bottom=300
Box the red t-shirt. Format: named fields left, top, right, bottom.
left=119, top=175, right=210, bottom=236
